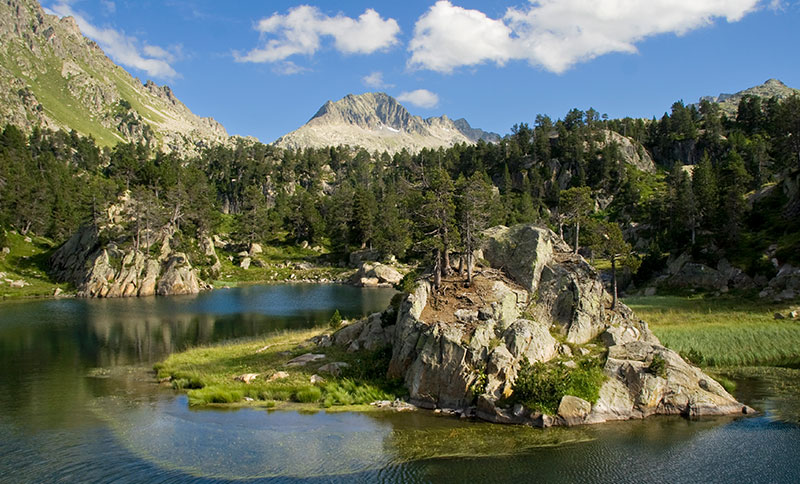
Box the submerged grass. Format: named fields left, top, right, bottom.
left=155, top=327, right=404, bottom=409
left=625, top=295, right=800, bottom=367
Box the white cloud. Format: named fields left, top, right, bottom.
left=397, top=89, right=439, bottom=109
left=274, top=61, right=310, bottom=75
left=409, top=0, right=761, bottom=74
left=362, top=71, right=394, bottom=89
left=46, top=2, right=178, bottom=79
left=236, top=6, right=400, bottom=63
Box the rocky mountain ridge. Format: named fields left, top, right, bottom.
left=699, top=78, right=799, bottom=117
left=0, top=0, right=229, bottom=155
left=274, top=92, right=500, bottom=154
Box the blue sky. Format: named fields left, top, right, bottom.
left=44, top=1, right=800, bottom=142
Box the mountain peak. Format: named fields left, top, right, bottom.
left=275, top=93, right=499, bottom=154
left=699, top=78, right=799, bottom=116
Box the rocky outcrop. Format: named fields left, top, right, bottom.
left=597, top=130, right=656, bottom=173
left=50, top=225, right=210, bottom=298
left=350, top=262, right=404, bottom=287
left=334, top=223, right=750, bottom=427
left=657, top=254, right=755, bottom=293
left=759, top=264, right=800, bottom=301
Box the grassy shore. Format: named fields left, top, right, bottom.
left=154, top=326, right=405, bottom=408
left=0, top=231, right=71, bottom=300
left=625, top=295, right=800, bottom=367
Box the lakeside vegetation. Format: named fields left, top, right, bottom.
left=626, top=295, right=800, bottom=367
left=154, top=326, right=405, bottom=408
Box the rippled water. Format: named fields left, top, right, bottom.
left=1, top=285, right=799, bottom=483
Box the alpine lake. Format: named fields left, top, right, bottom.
left=1, top=284, right=798, bottom=483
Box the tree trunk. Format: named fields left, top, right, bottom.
left=458, top=255, right=464, bottom=276
left=434, top=248, right=442, bottom=288
left=442, top=244, right=450, bottom=278
left=467, top=251, right=473, bottom=286
left=611, top=255, right=618, bottom=309
left=574, top=220, right=580, bottom=254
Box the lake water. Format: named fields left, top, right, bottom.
left=1, top=285, right=798, bottom=483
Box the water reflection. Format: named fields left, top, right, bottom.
left=0, top=285, right=396, bottom=430
left=1, top=285, right=800, bottom=483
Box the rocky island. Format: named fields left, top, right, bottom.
left=331, top=224, right=751, bottom=426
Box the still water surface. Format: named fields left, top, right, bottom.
left=1, top=284, right=798, bottom=483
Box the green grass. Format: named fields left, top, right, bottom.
left=625, top=295, right=800, bottom=367
left=0, top=231, right=71, bottom=299
left=155, top=327, right=404, bottom=408
left=213, top=241, right=351, bottom=287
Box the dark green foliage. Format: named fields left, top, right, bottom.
left=648, top=355, right=668, bottom=378
left=510, top=358, right=606, bottom=415
left=2, top=89, right=800, bottom=290
left=328, top=309, right=342, bottom=329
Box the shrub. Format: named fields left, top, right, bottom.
left=328, top=309, right=342, bottom=329
left=511, top=358, right=606, bottom=415
left=470, top=369, right=488, bottom=398
left=648, top=355, right=668, bottom=378
left=399, top=270, right=419, bottom=293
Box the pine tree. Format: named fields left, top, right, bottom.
left=559, top=186, right=593, bottom=253
left=455, top=171, right=495, bottom=285
left=692, top=152, right=718, bottom=237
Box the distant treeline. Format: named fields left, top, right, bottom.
left=1, top=93, right=798, bottom=282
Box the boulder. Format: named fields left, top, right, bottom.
left=663, top=263, right=727, bottom=292
left=350, top=262, right=403, bottom=287
left=268, top=371, right=289, bottom=382
left=234, top=373, right=260, bottom=384
left=318, top=362, right=350, bottom=376
left=760, top=264, right=800, bottom=301
left=239, top=257, right=251, bottom=270
left=249, top=243, right=263, bottom=255
left=558, top=395, right=592, bottom=426
left=286, top=353, right=326, bottom=367
left=349, top=249, right=381, bottom=266
left=481, top=225, right=561, bottom=293
left=157, top=253, right=205, bottom=296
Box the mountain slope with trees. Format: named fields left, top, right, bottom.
left=0, top=0, right=229, bottom=155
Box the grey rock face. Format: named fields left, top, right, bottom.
left=50, top=225, right=210, bottom=298
left=346, top=223, right=751, bottom=427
